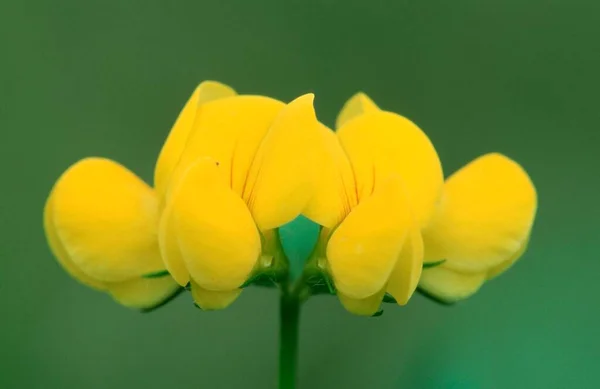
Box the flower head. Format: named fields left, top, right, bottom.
left=304, top=93, right=444, bottom=315
left=419, top=153, right=537, bottom=303
left=44, top=157, right=180, bottom=309
left=44, top=81, right=321, bottom=310
left=44, top=82, right=537, bottom=315
left=305, top=92, right=537, bottom=314
left=155, top=84, right=321, bottom=309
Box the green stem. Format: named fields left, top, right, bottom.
left=278, top=292, right=300, bottom=389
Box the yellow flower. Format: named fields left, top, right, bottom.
left=306, top=92, right=537, bottom=313
left=44, top=156, right=181, bottom=309
left=44, top=81, right=320, bottom=310
left=419, top=153, right=537, bottom=303
left=43, top=82, right=237, bottom=309
left=156, top=84, right=321, bottom=310
left=304, top=93, right=444, bottom=315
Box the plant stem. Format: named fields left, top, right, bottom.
left=278, top=292, right=300, bottom=389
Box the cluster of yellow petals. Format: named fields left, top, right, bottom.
left=44, top=81, right=537, bottom=314
left=304, top=93, right=536, bottom=314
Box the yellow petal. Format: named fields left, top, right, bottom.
left=171, top=158, right=261, bottom=291
left=243, top=94, right=321, bottom=231
left=302, top=124, right=357, bottom=228
left=157, top=200, right=190, bottom=286
left=49, top=158, right=164, bottom=283
left=335, top=92, right=380, bottom=129
left=486, top=236, right=530, bottom=280
left=386, top=220, right=424, bottom=305
left=422, top=153, right=537, bottom=273
left=44, top=194, right=107, bottom=291
left=154, top=81, right=236, bottom=197
left=337, top=289, right=386, bottom=316
left=336, top=110, right=443, bottom=227
left=418, top=265, right=486, bottom=303
left=108, top=276, right=180, bottom=309
left=190, top=281, right=242, bottom=310
left=326, top=176, right=411, bottom=299
left=168, top=95, right=285, bottom=200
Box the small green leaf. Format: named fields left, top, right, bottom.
left=372, top=309, right=384, bottom=317
left=423, top=259, right=446, bottom=269
left=142, top=270, right=171, bottom=279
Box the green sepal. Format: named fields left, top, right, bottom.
left=241, top=272, right=278, bottom=288
left=193, top=302, right=203, bottom=310
left=371, top=309, right=384, bottom=317
left=417, top=287, right=456, bottom=306
left=305, top=272, right=336, bottom=295
left=423, top=259, right=446, bottom=268
left=140, top=287, right=185, bottom=313
left=142, top=269, right=171, bottom=279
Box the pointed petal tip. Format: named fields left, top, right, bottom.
left=194, top=80, right=237, bottom=100
left=289, top=93, right=316, bottom=116
left=336, top=91, right=380, bottom=129
left=352, top=91, right=376, bottom=104
left=295, top=92, right=315, bottom=103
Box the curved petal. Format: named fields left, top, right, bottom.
left=486, top=236, right=530, bottom=280
left=335, top=92, right=380, bottom=129
left=336, top=110, right=444, bottom=228
left=157, top=200, right=190, bottom=286
left=422, top=153, right=537, bottom=273
left=154, top=81, right=236, bottom=197
left=44, top=194, right=106, bottom=291
left=386, top=220, right=424, bottom=305
left=49, top=158, right=164, bottom=283
left=171, top=158, right=261, bottom=291
left=338, top=288, right=386, bottom=316
left=243, top=94, right=321, bottom=231
left=326, top=175, right=411, bottom=299
left=302, top=124, right=357, bottom=228
left=190, top=281, right=242, bottom=310
left=108, top=276, right=180, bottom=309
left=167, top=95, right=285, bottom=200
left=418, top=266, right=486, bottom=303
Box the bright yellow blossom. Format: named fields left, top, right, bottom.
left=156, top=85, right=320, bottom=310
left=305, top=92, right=537, bottom=314
left=44, top=81, right=321, bottom=310
left=44, top=157, right=180, bottom=309
left=419, top=153, right=537, bottom=302
left=304, top=93, right=444, bottom=315
left=44, top=82, right=537, bottom=314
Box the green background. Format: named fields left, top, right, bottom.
left=1, top=1, right=598, bottom=388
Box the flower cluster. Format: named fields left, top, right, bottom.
left=44, top=81, right=537, bottom=315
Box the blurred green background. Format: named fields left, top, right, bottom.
left=1, top=1, right=598, bottom=388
